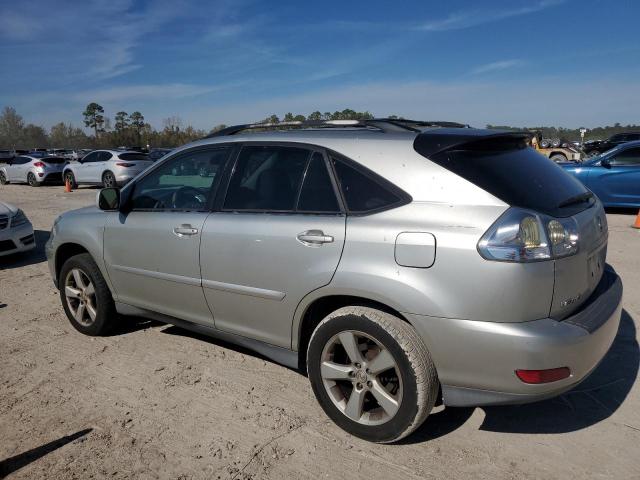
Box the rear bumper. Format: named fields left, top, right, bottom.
left=0, top=223, right=36, bottom=257
left=406, top=267, right=623, bottom=407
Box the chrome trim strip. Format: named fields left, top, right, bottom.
left=111, top=264, right=201, bottom=287
left=202, top=278, right=285, bottom=301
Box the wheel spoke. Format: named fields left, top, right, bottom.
left=86, top=303, right=97, bottom=321
left=344, top=387, right=366, bottom=421
left=74, top=303, right=86, bottom=323
left=72, top=269, right=85, bottom=289
left=370, top=381, right=400, bottom=417
left=368, top=349, right=396, bottom=375
left=321, top=361, right=354, bottom=381
left=84, top=282, right=95, bottom=296
left=65, top=286, right=81, bottom=299
left=338, top=332, right=364, bottom=364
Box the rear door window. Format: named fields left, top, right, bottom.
left=82, top=152, right=100, bottom=163
left=223, top=146, right=310, bottom=211
left=297, top=152, right=340, bottom=213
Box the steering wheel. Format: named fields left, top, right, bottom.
left=170, top=186, right=206, bottom=209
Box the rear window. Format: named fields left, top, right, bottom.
left=119, top=153, right=149, bottom=161
left=44, top=157, right=66, bottom=164
left=417, top=138, right=592, bottom=217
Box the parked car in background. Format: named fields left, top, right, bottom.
left=0, top=201, right=35, bottom=256
left=0, top=150, right=14, bottom=162
left=562, top=140, right=640, bottom=207
left=62, top=149, right=152, bottom=188
left=148, top=148, right=173, bottom=162
left=582, top=132, right=640, bottom=157
left=0, top=155, right=66, bottom=186
left=46, top=119, right=622, bottom=443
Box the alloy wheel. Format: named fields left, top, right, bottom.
left=103, top=172, right=115, bottom=188
left=320, top=330, right=402, bottom=425
left=28, top=173, right=37, bottom=186
left=64, top=268, right=98, bottom=326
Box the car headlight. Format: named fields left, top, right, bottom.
left=10, top=209, right=29, bottom=228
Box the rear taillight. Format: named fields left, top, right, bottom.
left=477, top=207, right=579, bottom=263
left=115, top=162, right=135, bottom=167
left=33, top=161, right=45, bottom=168
left=516, top=367, right=571, bottom=384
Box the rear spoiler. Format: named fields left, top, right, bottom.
left=414, top=129, right=532, bottom=157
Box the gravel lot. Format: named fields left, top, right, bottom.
left=1, top=183, right=639, bottom=480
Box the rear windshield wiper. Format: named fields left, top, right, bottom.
left=557, top=191, right=594, bottom=209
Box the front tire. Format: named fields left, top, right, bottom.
left=0, top=171, right=8, bottom=185
left=64, top=170, right=77, bottom=189
left=307, top=306, right=439, bottom=443
left=550, top=154, right=567, bottom=163
left=27, top=172, right=40, bottom=187
left=102, top=171, right=116, bottom=188
left=59, top=253, right=118, bottom=336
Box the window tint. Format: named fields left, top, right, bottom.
left=131, top=147, right=230, bottom=211
left=82, top=152, right=99, bottom=163
left=99, top=152, right=113, bottom=161
left=119, top=153, right=149, bottom=161
left=331, top=157, right=402, bottom=213
left=610, top=147, right=640, bottom=166
left=297, top=153, right=340, bottom=212
left=224, top=146, right=310, bottom=211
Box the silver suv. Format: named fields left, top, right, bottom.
left=62, top=149, right=152, bottom=188
left=46, top=119, right=623, bottom=443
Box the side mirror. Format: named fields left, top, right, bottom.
left=600, top=158, right=612, bottom=169
left=97, top=187, right=120, bottom=210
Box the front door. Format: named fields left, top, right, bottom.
left=104, top=145, right=232, bottom=324
left=592, top=147, right=640, bottom=205
left=200, top=145, right=346, bottom=347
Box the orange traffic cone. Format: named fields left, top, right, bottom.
left=633, top=210, right=640, bottom=229
left=64, top=177, right=72, bottom=193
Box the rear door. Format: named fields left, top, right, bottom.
left=592, top=147, right=640, bottom=206
left=199, top=145, right=346, bottom=347
left=104, top=145, right=232, bottom=324
left=9, top=156, right=29, bottom=181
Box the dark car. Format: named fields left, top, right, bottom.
left=582, top=132, right=640, bottom=156
left=562, top=140, right=640, bottom=207
left=148, top=148, right=173, bottom=162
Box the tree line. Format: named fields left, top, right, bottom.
left=1, top=102, right=637, bottom=150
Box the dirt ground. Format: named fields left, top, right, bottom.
left=1, top=183, right=638, bottom=480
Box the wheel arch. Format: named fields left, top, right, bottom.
left=294, top=293, right=410, bottom=372
left=55, top=242, right=91, bottom=282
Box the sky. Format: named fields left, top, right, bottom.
left=0, top=0, right=639, bottom=131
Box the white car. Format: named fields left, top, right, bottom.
left=63, top=150, right=152, bottom=188
left=0, top=201, right=35, bottom=256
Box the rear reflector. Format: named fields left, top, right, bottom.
left=515, top=367, right=571, bottom=384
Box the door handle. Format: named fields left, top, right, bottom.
left=297, top=230, right=334, bottom=245
left=173, top=224, right=199, bottom=237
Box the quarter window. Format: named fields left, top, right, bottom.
left=224, top=146, right=310, bottom=211
left=131, top=147, right=230, bottom=211
left=331, top=157, right=403, bottom=213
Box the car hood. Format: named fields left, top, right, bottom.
left=0, top=200, right=18, bottom=216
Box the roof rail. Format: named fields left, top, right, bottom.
left=205, top=118, right=469, bottom=138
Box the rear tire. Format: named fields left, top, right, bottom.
left=0, top=171, right=8, bottom=185
left=27, top=172, right=40, bottom=187
left=307, top=306, right=439, bottom=443
left=59, top=253, right=118, bottom=336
